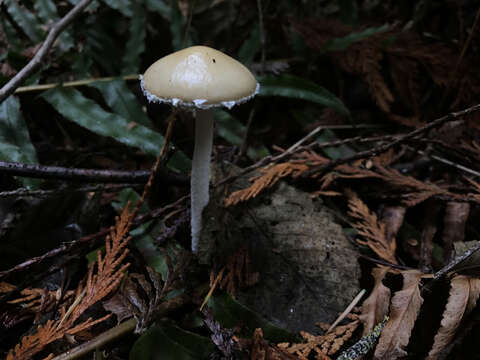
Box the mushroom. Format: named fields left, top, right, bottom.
left=140, top=46, right=259, bottom=253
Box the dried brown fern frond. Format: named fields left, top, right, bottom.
left=225, top=162, right=309, bottom=206
left=7, top=203, right=134, bottom=360
left=346, top=190, right=397, bottom=264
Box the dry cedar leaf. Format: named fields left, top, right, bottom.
left=347, top=191, right=397, bottom=264
left=225, top=162, right=309, bottom=206
left=374, top=270, right=424, bottom=360
left=360, top=267, right=391, bottom=335
left=7, top=203, right=134, bottom=360
left=246, top=328, right=299, bottom=360
left=427, top=275, right=480, bottom=360
left=375, top=165, right=447, bottom=205
left=280, top=319, right=359, bottom=359
left=213, top=247, right=259, bottom=298
left=0, top=282, right=16, bottom=292
left=335, top=34, right=394, bottom=112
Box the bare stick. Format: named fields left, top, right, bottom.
left=14, top=74, right=139, bottom=94
left=131, top=112, right=177, bottom=219
left=0, top=0, right=94, bottom=103
left=0, top=183, right=140, bottom=198
left=0, top=160, right=188, bottom=185
left=327, top=289, right=366, bottom=334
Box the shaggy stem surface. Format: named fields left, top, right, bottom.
left=191, top=109, right=214, bottom=253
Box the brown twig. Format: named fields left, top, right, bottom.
left=0, top=160, right=188, bottom=185
left=131, top=112, right=177, bottom=219
left=0, top=0, right=94, bottom=103
left=0, top=184, right=140, bottom=199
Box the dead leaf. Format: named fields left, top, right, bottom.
left=360, top=267, right=391, bottom=335
left=427, top=275, right=480, bottom=360
left=374, top=270, right=424, bottom=360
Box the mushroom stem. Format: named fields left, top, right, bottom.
left=191, top=109, right=214, bottom=253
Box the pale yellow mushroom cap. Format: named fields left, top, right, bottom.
left=140, top=46, right=259, bottom=109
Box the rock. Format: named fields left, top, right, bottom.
left=202, top=177, right=361, bottom=333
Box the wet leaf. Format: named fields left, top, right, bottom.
left=170, top=0, right=192, bottom=51
left=145, top=0, right=170, bottom=20
left=123, top=2, right=146, bottom=74
left=113, top=189, right=167, bottom=276
left=259, top=75, right=350, bottom=116
left=130, top=323, right=214, bottom=360
left=0, top=96, right=38, bottom=187
left=102, top=0, right=133, bottom=17
left=238, top=24, right=261, bottom=65
left=89, top=79, right=152, bottom=127
left=324, top=24, right=390, bottom=51
left=34, top=0, right=58, bottom=24
left=5, top=0, right=43, bottom=43
left=41, top=87, right=190, bottom=171
left=215, top=110, right=269, bottom=160
left=208, top=293, right=297, bottom=343
left=33, top=0, right=74, bottom=52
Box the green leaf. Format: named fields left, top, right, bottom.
left=112, top=188, right=169, bottom=277
left=34, top=0, right=58, bottom=24
left=1, top=17, right=23, bottom=52
left=145, top=0, right=170, bottom=20
left=89, top=79, right=152, bottom=127
left=324, top=24, right=389, bottom=52
left=34, top=0, right=74, bottom=52
left=316, top=129, right=356, bottom=160
left=0, top=96, right=38, bottom=187
left=170, top=0, right=191, bottom=51
left=85, top=23, right=124, bottom=73
left=5, top=0, right=43, bottom=43
left=102, top=0, right=133, bottom=17
left=238, top=24, right=260, bottom=64
left=122, top=2, right=147, bottom=74
left=41, top=87, right=190, bottom=171
left=215, top=110, right=269, bottom=160
left=208, top=293, right=297, bottom=343
left=66, top=0, right=99, bottom=11
left=130, top=323, right=214, bottom=360
left=259, top=75, right=350, bottom=116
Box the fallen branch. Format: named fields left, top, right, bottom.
left=0, top=160, right=187, bottom=185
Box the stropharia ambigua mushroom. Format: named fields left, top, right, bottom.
left=140, top=46, right=259, bottom=253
